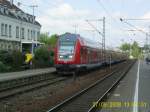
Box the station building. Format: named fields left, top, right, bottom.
left=0, top=0, right=41, bottom=52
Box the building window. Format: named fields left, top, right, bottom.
left=37, top=31, right=40, bottom=41
left=1, top=23, right=4, bottom=36
left=1, top=43, right=3, bottom=49
left=5, top=44, right=7, bottom=50
left=16, top=26, right=19, bottom=38
left=8, top=45, right=11, bottom=50
left=21, top=28, right=25, bottom=39
left=28, top=29, right=30, bottom=40
left=5, top=24, right=7, bottom=36
left=33, top=30, right=35, bottom=41
left=31, top=30, right=33, bottom=40
left=9, top=25, right=12, bottom=37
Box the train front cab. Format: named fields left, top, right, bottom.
left=54, top=34, right=81, bottom=73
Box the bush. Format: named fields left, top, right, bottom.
left=0, top=50, right=23, bottom=72
left=11, top=50, right=24, bottom=69
left=0, top=61, right=11, bottom=72
left=34, top=46, right=50, bottom=68
left=49, top=50, right=54, bottom=65
left=0, top=50, right=13, bottom=65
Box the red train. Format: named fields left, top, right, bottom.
left=54, top=33, right=127, bottom=73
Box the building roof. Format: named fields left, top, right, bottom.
left=0, top=0, right=22, bottom=11
left=0, top=0, right=41, bottom=26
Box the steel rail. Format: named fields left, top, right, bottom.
left=0, top=77, right=68, bottom=100
left=47, top=70, right=119, bottom=112
left=47, top=61, right=135, bottom=112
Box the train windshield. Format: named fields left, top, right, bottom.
left=59, top=41, right=75, bottom=53
left=58, top=40, right=76, bottom=60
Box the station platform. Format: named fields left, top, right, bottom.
left=0, top=67, right=56, bottom=82
left=97, top=60, right=150, bottom=112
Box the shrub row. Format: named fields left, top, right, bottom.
left=0, top=50, right=24, bottom=72
left=33, top=46, right=54, bottom=68
left=0, top=46, right=54, bottom=72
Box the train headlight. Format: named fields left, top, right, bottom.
left=59, top=55, right=63, bottom=58
left=69, top=55, right=73, bottom=58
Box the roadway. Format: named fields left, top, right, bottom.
left=96, top=60, right=150, bottom=112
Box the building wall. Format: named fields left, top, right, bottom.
left=0, top=39, right=20, bottom=50
left=0, top=14, right=41, bottom=51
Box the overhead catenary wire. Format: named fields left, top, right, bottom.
left=96, top=0, right=130, bottom=46
left=97, top=0, right=116, bottom=22
left=122, top=18, right=150, bottom=21
left=120, top=18, right=150, bottom=36
left=96, top=0, right=128, bottom=32
left=85, top=19, right=104, bottom=37
left=96, top=0, right=150, bottom=47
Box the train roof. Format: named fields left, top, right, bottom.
left=59, top=33, right=101, bottom=50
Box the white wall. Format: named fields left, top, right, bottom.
left=0, top=14, right=41, bottom=43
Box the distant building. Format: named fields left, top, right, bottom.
left=0, top=0, right=41, bottom=52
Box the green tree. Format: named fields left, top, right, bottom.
left=131, top=41, right=142, bottom=58
left=34, top=46, right=50, bottom=67
left=39, top=33, right=49, bottom=44
left=39, top=33, right=58, bottom=47
left=120, top=41, right=143, bottom=59
left=120, top=43, right=130, bottom=53
left=49, top=34, right=58, bottom=47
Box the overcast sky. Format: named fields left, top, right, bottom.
left=14, top=0, right=150, bottom=48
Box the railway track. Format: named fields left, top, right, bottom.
left=47, top=60, right=135, bottom=112
left=0, top=62, right=119, bottom=100
left=0, top=75, right=68, bottom=99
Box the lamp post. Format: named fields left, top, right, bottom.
left=129, top=39, right=132, bottom=58
left=85, top=17, right=106, bottom=63
left=20, top=12, right=23, bottom=52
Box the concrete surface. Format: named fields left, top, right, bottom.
left=0, top=67, right=55, bottom=81
left=96, top=60, right=150, bottom=112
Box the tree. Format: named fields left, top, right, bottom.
left=131, top=41, right=142, bottom=58
left=49, top=34, right=58, bottom=48
left=39, top=33, right=58, bottom=47
left=120, top=43, right=130, bottom=53
left=34, top=46, right=50, bottom=67
left=39, top=33, right=50, bottom=44
left=120, top=41, right=143, bottom=59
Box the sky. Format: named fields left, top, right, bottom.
left=13, top=0, right=150, bottom=48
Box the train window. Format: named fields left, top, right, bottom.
left=59, top=41, right=76, bottom=53
left=59, top=46, right=74, bottom=53
left=60, top=41, right=75, bottom=46
left=58, top=40, right=76, bottom=60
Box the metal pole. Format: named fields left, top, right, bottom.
left=145, top=34, right=148, bottom=53
left=110, top=55, right=111, bottom=69
left=30, top=5, right=38, bottom=19
left=130, top=42, right=131, bottom=58
left=102, top=17, right=105, bottom=63
left=148, top=26, right=150, bottom=51
left=20, top=16, right=22, bottom=52
left=74, top=25, right=77, bottom=34
left=73, top=72, right=76, bottom=81
left=30, top=5, right=37, bottom=56
left=85, top=18, right=105, bottom=63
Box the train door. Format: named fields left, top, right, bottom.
left=87, top=48, right=90, bottom=64
left=80, top=47, right=84, bottom=64
left=80, top=47, right=87, bottom=64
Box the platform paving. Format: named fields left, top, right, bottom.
left=96, top=60, right=150, bottom=112
left=0, top=67, right=55, bottom=82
